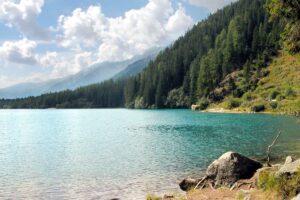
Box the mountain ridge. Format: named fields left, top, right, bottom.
left=0, top=0, right=299, bottom=115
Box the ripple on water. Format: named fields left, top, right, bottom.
left=0, top=109, right=299, bottom=200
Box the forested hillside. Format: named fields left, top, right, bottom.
left=0, top=0, right=299, bottom=113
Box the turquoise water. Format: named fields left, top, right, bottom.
left=0, top=109, right=299, bottom=199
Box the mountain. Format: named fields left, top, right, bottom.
left=48, top=60, right=131, bottom=92
left=113, top=53, right=158, bottom=80
left=0, top=60, right=129, bottom=99
left=0, top=49, right=159, bottom=99
left=1, top=0, right=299, bottom=115
left=0, top=81, right=59, bottom=99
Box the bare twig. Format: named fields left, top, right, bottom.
left=230, top=182, right=238, bottom=191
left=208, top=181, right=215, bottom=190
left=266, top=131, right=282, bottom=167
left=194, top=176, right=208, bottom=190
left=230, top=181, right=253, bottom=191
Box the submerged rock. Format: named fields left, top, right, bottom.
left=206, top=151, right=262, bottom=187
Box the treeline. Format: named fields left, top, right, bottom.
left=0, top=0, right=296, bottom=109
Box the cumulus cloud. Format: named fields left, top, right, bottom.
left=0, top=0, right=196, bottom=86
left=188, top=0, right=237, bottom=12
left=0, top=38, right=38, bottom=65
left=165, top=5, right=194, bottom=40
left=0, top=0, right=49, bottom=40
left=57, top=0, right=194, bottom=62
left=39, top=51, right=94, bottom=77
left=57, top=6, right=107, bottom=50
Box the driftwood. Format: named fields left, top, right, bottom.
left=230, top=180, right=254, bottom=191
left=194, top=176, right=208, bottom=190
left=208, top=181, right=216, bottom=190
left=266, top=131, right=282, bottom=167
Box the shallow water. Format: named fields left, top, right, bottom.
left=0, top=109, right=299, bottom=199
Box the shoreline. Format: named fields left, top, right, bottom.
left=202, top=108, right=276, bottom=115
left=153, top=153, right=300, bottom=200
left=191, top=105, right=292, bottom=116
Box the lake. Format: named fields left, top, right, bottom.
left=0, top=109, right=299, bottom=199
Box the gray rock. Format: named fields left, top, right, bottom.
left=285, top=156, right=295, bottom=165
left=206, top=152, right=262, bottom=186
left=179, top=177, right=199, bottom=191
left=277, top=159, right=300, bottom=176
left=292, top=193, right=300, bottom=200
left=191, top=104, right=200, bottom=111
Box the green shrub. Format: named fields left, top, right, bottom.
left=258, top=169, right=300, bottom=199
left=257, top=170, right=279, bottom=192
left=243, top=92, right=255, bottom=101
left=146, top=194, right=162, bottom=200
left=233, top=88, right=244, bottom=98
left=270, top=101, right=278, bottom=109
left=276, top=95, right=285, bottom=101
left=251, top=103, right=265, bottom=112
left=269, top=89, right=280, bottom=100
left=197, top=99, right=209, bottom=110
left=225, top=98, right=242, bottom=109
left=166, top=87, right=190, bottom=108
left=285, top=87, right=296, bottom=97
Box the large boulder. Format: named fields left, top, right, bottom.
left=277, top=159, right=300, bottom=176
left=206, top=152, right=262, bottom=186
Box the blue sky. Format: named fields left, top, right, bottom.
left=0, top=0, right=235, bottom=88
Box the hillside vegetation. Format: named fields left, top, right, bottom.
left=0, top=0, right=299, bottom=114
left=208, top=52, right=300, bottom=115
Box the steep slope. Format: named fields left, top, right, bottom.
left=0, top=81, right=58, bottom=99
left=1, top=0, right=298, bottom=111
left=0, top=54, right=155, bottom=99
left=205, top=52, right=300, bottom=115
left=113, top=53, right=157, bottom=80
left=254, top=52, right=300, bottom=115
left=48, top=60, right=130, bottom=92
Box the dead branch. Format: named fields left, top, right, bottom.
left=208, top=181, right=216, bottom=190
left=230, top=180, right=253, bottom=191
left=266, top=131, right=282, bottom=167
left=194, top=176, right=208, bottom=190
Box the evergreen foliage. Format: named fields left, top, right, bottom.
left=0, top=0, right=287, bottom=109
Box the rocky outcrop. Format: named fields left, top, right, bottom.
left=206, top=152, right=262, bottom=186
left=285, top=156, right=295, bottom=165
left=277, top=158, right=300, bottom=176
left=180, top=152, right=263, bottom=191
left=191, top=104, right=200, bottom=111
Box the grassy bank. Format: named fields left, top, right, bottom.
left=147, top=166, right=300, bottom=200
left=200, top=52, right=300, bottom=116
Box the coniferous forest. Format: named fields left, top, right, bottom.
left=0, top=0, right=299, bottom=110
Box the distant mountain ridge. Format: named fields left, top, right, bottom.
left=0, top=49, right=160, bottom=99
left=2, top=0, right=299, bottom=114
left=113, top=53, right=158, bottom=80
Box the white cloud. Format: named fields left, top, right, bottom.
left=188, top=0, right=237, bottom=12
left=57, top=6, right=107, bottom=50
left=0, top=73, right=49, bottom=89
left=57, top=0, right=194, bottom=62
left=0, top=38, right=38, bottom=65
left=39, top=51, right=94, bottom=77
left=0, top=0, right=49, bottom=40
left=165, top=5, right=194, bottom=40
left=0, top=0, right=196, bottom=87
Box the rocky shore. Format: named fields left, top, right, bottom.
left=148, top=152, right=300, bottom=200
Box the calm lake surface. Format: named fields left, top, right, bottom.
left=0, top=109, right=299, bottom=199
